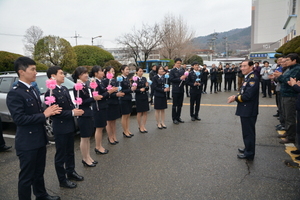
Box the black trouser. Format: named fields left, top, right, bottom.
left=262, top=79, right=272, bottom=97
left=172, top=93, right=184, bottom=120
left=232, top=77, right=236, bottom=90
left=296, top=110, right=300, bottom=149
left=202, top=80, right=207, bottom=92
left=276, top=92, right=285, bottom=125
left=185, top=84, right=189, bottom=96
left=150, top=85, right=154, bottom=102
left=225, top=78, right=232, bottom=91
left=217, top=82, right=222, bottom=91
left=282, top=97, right=297, bottom=141
left=54, top=132, right=75, bottom=183
left=0, top=117, right=5, bottom=148
left=17, top=146, right=48, bottom=200
left=210, top=80, right=217, bottom=93
left=240, top=116, right=257, bottom=158
left=190, top=93, right=201, bottom=117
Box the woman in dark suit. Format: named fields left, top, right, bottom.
left=152, top=65, right=169, bottom=129
left=72, top=66, right=101, bottom=167
left=104, top=66, right=124, bottom=144
left=119, top=65, right=136, bottom=138
left=134, top=67, right=150, bottom=133
left=89, top=66, right=117, bottom=155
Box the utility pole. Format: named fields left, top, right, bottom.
left=223, top=37, right=229, bottom=58
left=72, top=31, right=81, bottom=46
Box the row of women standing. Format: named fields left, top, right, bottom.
left=71, top=65, right=161, bottom=167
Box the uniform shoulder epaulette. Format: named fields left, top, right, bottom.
left=249, top=74, right=255, bottom=79
left=13, top=84, right=19, bottom=90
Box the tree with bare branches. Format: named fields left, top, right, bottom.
left=116, top=23, right=163, bottom=67
left=160, top=14, right=195, bottom=61
left=23, top=26, right=43, bottom=57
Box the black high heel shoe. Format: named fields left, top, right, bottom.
left=157, top=124, right=163, bottom=129
left=108, top=138, right=117, bottom=145
left=82, top=160, right=96, bottom=167
left=94, top=148, right=109, bottom=154
left=123, top=132, right=132, bottom=138
left=92, top=160, right=98, bottom=164
left=161, top=124, right=167, bottom=129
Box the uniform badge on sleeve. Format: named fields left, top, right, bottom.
left=249, top=81, right=255, bottom=87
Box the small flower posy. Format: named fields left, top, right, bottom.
left=45, top=79, right=57, bottom=105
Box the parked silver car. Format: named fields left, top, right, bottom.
left=0, top=72, right=75, bottom=140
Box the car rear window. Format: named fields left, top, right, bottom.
left=36, top=75, right=75, bottom=94
left=0, top=77, right=15, bottom=93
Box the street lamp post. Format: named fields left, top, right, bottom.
left=92, top=35, right=102, bottom=46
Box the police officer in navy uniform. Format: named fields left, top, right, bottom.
left=45, top=66, right=85, bottom=189
left=169, top=58, right=187, bottom=124
left=6, top=57, right=62, bottom=200
left=186, top=62, right=203, bottom=121
left=228, top=60, right=259, bottom=161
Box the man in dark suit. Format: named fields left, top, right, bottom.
left=45, top=66, right=84, bottom=189
left=186, top=62, right=203, bottom=121
left=6, top=57, right=62, bottom=200
left=169, top=58, right=187, bottom=124
left=227, top=60, right=259, bottom=160
left=210, top=64, right=218, bottom=94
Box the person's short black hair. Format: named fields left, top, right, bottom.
left=242, top=60, right=254, bottom=67
left=89, top=65, right=102, bottom=77
left=263, top=61, right=269, bottom=64
left=174, top=58, right=182, bottom=63
left=47, top=66, right=62, bottom=79
left=104, top=66, right=114, bottom=77
left=120, top=65, right=128, bottom=73
left=14, top=57, right=36, bottom=77
left=136, top=67, right=143, bottom=73
left=254, top=61, right=259, bottom=65
left=156, top=65, right=163, bottom=74
left=72, top=66, right=88, bottom=83
left=191, top=62, right=199, bottom=66
left=286, top=53, right=300, bottom=64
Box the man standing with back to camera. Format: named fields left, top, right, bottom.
left=227, top=60, right=259, bottom=161
left=169, top=58, right=187, bottom=124
left=6, top=57, right=62, bottom=200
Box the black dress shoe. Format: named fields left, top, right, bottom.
left=237, top=154, right=254, bottom=160
left=67, top=171, right=84, bottom=181
left=173, top=120, right=179, bottom=124
left=191, top=117, right=195, bottom=121
left=279, top=139, right=295, bottom=144
left=262, top=96, right=266, bottom=98
left=59, top=179, right=77, bottom=188
left=82, top=160, right=96, bottom=167
left=238, top=148, right=245, bottom=153
left=273, top=114, right=279, bottom=117
left=195, top=117, right=201, bottom=121
left=123, top=132, right=132, bottom=138
left=108, top=138, right=117, bottom=145
left=276, top=126, right=285, bottom=131
left=92, top=160, right=98, bottom=164
left=36, top=195, right=61, bottom=200
left=0, top=145, right=12, bottom=152
left=291, top=150, right=300, bottom=155
left=277, top=134, right=287, bottom=138
left=95, top=148, right=109, bottom=154
left=114, top=140, right=119, bottom=143
left=177, top=118, right=184, bottom=123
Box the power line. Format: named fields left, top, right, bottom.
left=0, top=33, right=24, bottom=37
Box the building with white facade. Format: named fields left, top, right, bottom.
left=250, top=0, right=299, bottom=62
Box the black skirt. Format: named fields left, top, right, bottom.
left=154, top=96, right=167, bottom=110
left=78, top=116, right=94, bottom=138
left=107, top=104, right=121, bottom=121
left=135, top=98, right=149, bottom=112
left=120, top=100, right=132, bottom=115
left=93, top=108, right=107, bottom=128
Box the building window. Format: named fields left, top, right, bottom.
left=292, top=0, right=296, bottom=15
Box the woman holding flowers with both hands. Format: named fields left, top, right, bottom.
left=119, top=65, right=137, bottom=138
left=134, top=67, right=150, bottom=133
left=104, top=66, right=124, bottom=144
left=89, top=66, right=117, bottom=155
left=72, top=66, right=101, bottom=167
left=152, top=65, right=169, bottom=129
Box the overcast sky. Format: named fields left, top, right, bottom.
left=0, top=0, right=251, bottom=55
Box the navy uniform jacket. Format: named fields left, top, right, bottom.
left=186, top=70, right=203, bottom=94
left=45, top=85, right=76, bottom=134
left=210, top=68, right=218, bottom=81
left=169, top=67, right=185, bottom=93
left=106, top=79, right=119, bottom=105
left=135, top=77, right=149, bottom=100
left=224, top=68, right=232, bottom=79
left=73, top=84, right=94, bottom=117
left=93, top=79, right=110, bottom=110
left=6, top=82, right=48, bottom=151
left=235, top=72, right=259, bottom=117
left=120, top=76, right=132, bottom=101
left=152, top=75, right=167, bottom=97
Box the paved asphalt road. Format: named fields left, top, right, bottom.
left=1, top=85, right=300, bottom=200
